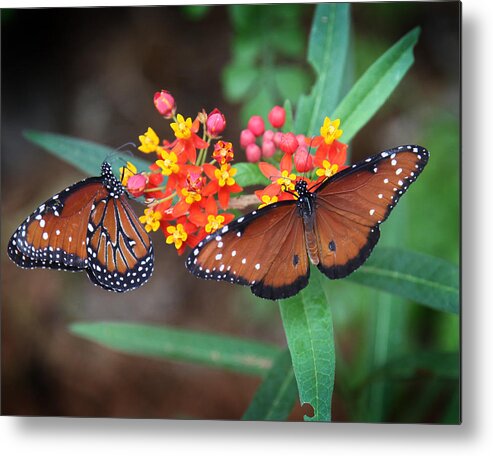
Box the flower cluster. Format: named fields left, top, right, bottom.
left=126, top=91, right=348, bottom=257
left=239, top=106, right=348, bottom=206
left=122, top=90, right=241, bottom=254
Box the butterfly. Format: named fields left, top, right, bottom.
left=7, top=161, right=153, bottom=292
left=186, top=145, right=429, bottom=300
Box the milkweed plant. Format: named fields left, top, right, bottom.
left=24, top=4, right=459, bottom=422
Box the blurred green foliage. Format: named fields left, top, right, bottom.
left=222, top=4, right=312, bottom=124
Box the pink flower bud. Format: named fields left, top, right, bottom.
left=268, top=105, right=286, bottom=129
left=263, top=129, right=275, bottom=143
left=240, top=129, right=256, bottom=149
left=262, top=140, right=276, bottom=158
left=296, top=134, right=306, bottom=147
left=153, top=90, right=176, bottom=118
left=127, top=174, right=147, bottom=198
left=246, top=143, right=262, bottom=162
left=279, top=132, right=298, bottom=155
left=294, top=148, right=314, bottom=173
left=247, top=115, right=265, bottom=136
left=206, top=108, right=226, bottom=137
left=273, top=131, right=283, bottom=147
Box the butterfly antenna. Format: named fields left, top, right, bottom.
left=105, top=143, right=137, bottom=166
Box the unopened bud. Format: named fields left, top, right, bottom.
left=246, top=143, right=262, bottom=162
left=247, top=115, right=265, bottom=136
left=153, top=90, right=176, bottom=118
left=268, top=106, right=286, bottom=129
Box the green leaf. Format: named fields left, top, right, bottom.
left=275, top=66, right=311, bottom=103
left=70, top=321, right=281, bottom=377
left=234, top=162, right=270, bottom=188
left=295, top=3, right=350, bottom=135
left=242, top=349, right=298, bottom=421
left=333, top=27, right=420, bottom=142
left=278, top=269, right=335, bottom=421
left=24, top=130, right=152, bottom=177
left=222, top=63, right=259, bottom=102
left=347, top=247, right=459, bottom=314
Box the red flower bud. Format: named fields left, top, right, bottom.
left=262, top=140, right=276, bottom=158
left=296, top=134, right=306, bottom=147
left=240, top=129, right=256, bottom=149
left=246, top=143, right=262, bottom=162
left=294, top=148, right=314, bottom=173
left=206, top=108, right=226, bottom=137
left=279, top=132, right=298, bottom=155
left=127, top=174, right=147, bottom=197
left=153, top=90, right=176, bottom=118
left=247, top=115, right=265, bottom=136
left=268, top=105, right=286, bottom=129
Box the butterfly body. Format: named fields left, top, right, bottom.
left=8, top=161, right=153, bottom=292
left=186, top=145, right=429, bottom=300
left=294, top=180, right=320, bottom=265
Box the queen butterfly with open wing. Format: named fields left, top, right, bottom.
left=8, top=161, right=153, bottom=292
left=186, top=145, right=429, bottom=300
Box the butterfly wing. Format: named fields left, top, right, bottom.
left=8, top=177, right=105, bottom=272
left=186, top=201, right=310, bottom=300
left=86, top=194, right=153, bottom=292
left=8, top=171, right=153, bottom=293
left=313, top=145, right=429, bottom=278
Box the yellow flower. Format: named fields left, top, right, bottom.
left=139, top=208, right=162, bottom=232
left=119, top=161, right=137, bottom=186
left=205, top=214, right=225, bottom=233
left=320, top=117, right=343, bottom=145
left=258, top=194, right=278, bottom=209
left=138, top=127, right=160, bottom=153
left=214, top=164, right=237, bottom=187
left=276, top=170, right=296, bottom=191
left=166, top=223, right=188, bottom=250
left=181, top=188, right=202, bottom=204
left=170, top=113, right=193, bottom=140
left=316, top=160, right=339, bottom=178
left=156, top=150, right=180, bottom=176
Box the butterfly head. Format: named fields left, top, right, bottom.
left=101, top=161, right=125, bottom=197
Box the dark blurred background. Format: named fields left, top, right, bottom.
left=1, top=3, right=460, bottom=421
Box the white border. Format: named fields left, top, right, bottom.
left=2, top=0, right=491, bottom=454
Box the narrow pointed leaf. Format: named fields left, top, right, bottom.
left=278, top=269, right=335, bottom=421
left=333, top=27, right=420, bottom=142
left=347, top=247, right=459, bottom=314
left=24, top=130, right=152, bottom=176
left=70, top=321, right=281, bottom=376
left=295, top=3, right=350, bottom=135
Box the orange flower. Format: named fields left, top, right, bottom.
left=202, top=163, right=243, bottom=209
left=212, top=140, right=234, bottom=165
left=258, top=155, right=298, bottom=201
left=171, top=115, right=209, bottom=164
